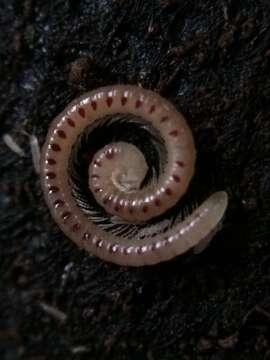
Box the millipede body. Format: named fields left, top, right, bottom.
left=41, top=85, right=228, bottom=266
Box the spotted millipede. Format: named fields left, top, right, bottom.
left=41, top=85, right=228, bottom=266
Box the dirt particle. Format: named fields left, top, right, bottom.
left=68, top=57, right=92, bottom=84
left=218, top=333, right=239, bottom=349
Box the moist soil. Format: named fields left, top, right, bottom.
left=0, top=1, right=270, bottom=359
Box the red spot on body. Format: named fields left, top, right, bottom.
left=114, top=204, right=120, bottom=212
left=83, top=233, right=90, bottom=241
left=176, top=160, right=184, bottom=167
left=49, top=186, right=59, bottom=194
left=129, top=207, right=134, bottom=214
left=121, top=96, right=128, bottom=106
left=149, top=105, right=155, bottom=114
left=173, top=174, right=181, bottom=183
left=108, top=244, right=117, bottom=253
left=67, top=118, right=75, bottom=127
left=124, top=247, right=130, bottom=255
left=47, top=158, right=56, bottom=165
left=154, top=198, right=161, bottom=206
left=54, top=199, right=64, bottom=208
left=150, top=243, right=157, bottom=251
left=51, top=143, right=61, bottom=152
left=169, top=130, right=179, bottom=137
left=161, top=116, right=169, bottom=122
left=136, top=99, right=142, bottom=108
left=57, top=130, right=66, bottom=139
left=62, top=212, right=71, bottom=221
left=105, top=150, right=114, bottom=159
left=142, top=205, right=148, bottom=213
left=91, top=101, right=97, bottom=110
left=78, top=107, right=86, bottom=118
left=72, top=223, right=80, bottom=232
left=46, top=172, right=56, bottom=179
left=107, top=97, right=113, bottom=107
left=137, top=247, right=143, bottom=254
left=94, top=159, right=101, bottom=167
left=96, top=239, right=103, bottom=247
left=165, top=188, right=173, bottom=196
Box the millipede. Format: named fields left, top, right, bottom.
left=41, top=85, right=228, bottom=266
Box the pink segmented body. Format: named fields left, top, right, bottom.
left=41, top=85, right=228, bottom=266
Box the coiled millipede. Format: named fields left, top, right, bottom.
left=41, top=85, right=228, bottom=266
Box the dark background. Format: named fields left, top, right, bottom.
left=1, top=0, right=270, bottom=359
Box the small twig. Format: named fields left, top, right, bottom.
left=29, top=134, right=41, bottom=174
left=3, top=134, right=25, bottom=157
left=223, top=4, right=229, bottom=21
left=39, top=302, right=67, bottom=323
left=71, top=346, right=89, bottom=354
left=21, top=130, right=41, bottom=174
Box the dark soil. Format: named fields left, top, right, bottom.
left=1, top=0, right=270, bottom=359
